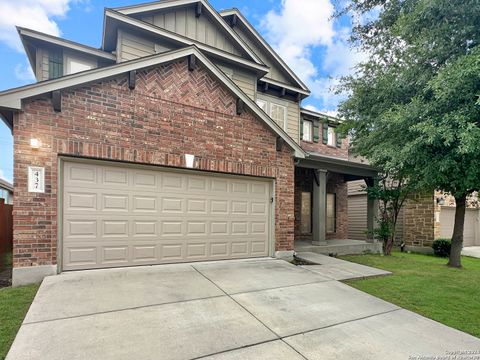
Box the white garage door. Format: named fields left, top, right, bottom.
left=62, top=161, right=272, bottom=270
left=439, top=207, right=478, bottom=246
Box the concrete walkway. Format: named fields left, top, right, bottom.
left=462, top=246, right=480, bottom=258
left=296, top=252, right=392, bottom=280
left=7, top=258, right=480, bottom=360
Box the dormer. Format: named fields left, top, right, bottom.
left=18, top=27, right=116, bottom=82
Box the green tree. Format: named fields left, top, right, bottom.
left=338, top=0, right=480, bottom=267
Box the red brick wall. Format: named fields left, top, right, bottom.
left=12, top=59, right=295, bottom=268
left=300, top=138, right=348, bottom=158
left=294, top=168, right=348, bottom=241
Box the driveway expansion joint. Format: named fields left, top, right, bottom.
left=21, top=293, right=227, bottom=326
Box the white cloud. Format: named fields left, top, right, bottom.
left=14, top=62, right=36, bottom=82
left=0, top=169, right=6, bottom=181
left=0, top=0, right=75, bottom=51
left=303, top=104, right=338, bottom=118
left=261, top=0, right=368, bottom=111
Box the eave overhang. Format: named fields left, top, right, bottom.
left=220, top=8, right=310, bottom=94
left=298, top=152, right=378, bottom=180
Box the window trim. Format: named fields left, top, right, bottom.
left=269, top=102, right=287, bottom=131
left=327, top=126, right=336, bottom=147
left=302, top=120, right=313, bottom=142
left=256, top=99, right=267, bottom=113
left=64, top=52, right=97, bottom=76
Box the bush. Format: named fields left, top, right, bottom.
left=432, top=239, right=451, bottom=257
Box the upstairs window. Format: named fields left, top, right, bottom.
left=302, top=120, right=313, bottom=142
left=65, top=56, right=95, bottom=75
left=256, top=99, right=267, bottom=113
left=270, top=103, right=286, bottom=130
left=327, top=126, right=336, bottom=146
left=48, top=50, right=63, bottom=79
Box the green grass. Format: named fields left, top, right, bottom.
left=341, top=252, right=480, bottom=338
left=0, top=284, right=39, bottom=360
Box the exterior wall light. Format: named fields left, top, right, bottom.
left=185, top=154, right=195, bottom=168
left=30, top=138, right=41, bottom=149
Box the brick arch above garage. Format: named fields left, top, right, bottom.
left=13, top=58, right=295, bottom=269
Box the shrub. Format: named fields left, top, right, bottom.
left=432, top=239, right=451, bottom=257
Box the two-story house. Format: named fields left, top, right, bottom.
left=0, top=0, right=378, bottom=286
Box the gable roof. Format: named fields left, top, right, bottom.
left=17, top=27, right=116, bottom=76
left=0, top=46, right=305, bottom=158
left=220, top=8, right=310, bottom=94
left=103, top=9, right=269, bottom=77
left=111, top=0, right=263, bottom=66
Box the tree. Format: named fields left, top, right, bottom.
left=337, top=0, right=480, bottom=267
left=366, top=173, right=417, bottom=256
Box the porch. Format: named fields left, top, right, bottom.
left=295, top=239, right=382, bottom=256
left=294, top=153, right=380, bottom=255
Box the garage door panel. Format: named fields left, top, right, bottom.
left=63, top=161, right=271, bottom=270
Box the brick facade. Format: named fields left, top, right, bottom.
left=300, top=138, right=348, bottom=159
left=294, top=168, right=348, bottom=242
left=12, top=59, right=295, bottom=268
left=403, top=192, right=435, bottom=247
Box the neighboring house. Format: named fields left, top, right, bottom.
left=0, top=178, right=13, bottom=205
left=0, top=0, right=378, bottom=286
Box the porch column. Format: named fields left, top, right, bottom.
left=365, top=177, right=378, bottom=243
left=312, top=169, right=327, bottom=245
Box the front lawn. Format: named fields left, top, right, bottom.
left=341, top=252, right=480, bottom=338
left=0, top=284, right=39, bottom=360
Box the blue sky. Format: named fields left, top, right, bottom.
left=0, top=0, right=362, bottom=183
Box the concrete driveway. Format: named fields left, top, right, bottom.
left=7, top=259, right=480, bottom=360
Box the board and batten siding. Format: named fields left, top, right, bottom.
left=256, top=93, right=300, bottom=143
left=232, top=23, right=292, bottom=85
left=216, top=63, right=256, bottom=100
left=347, top=180, right=405, bottom=242
left=141, top=8, right=242, bottom=57
left=35, top=48, right=50, bottom=81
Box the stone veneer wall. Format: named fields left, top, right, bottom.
left=403, top=192, right=435, bottom=248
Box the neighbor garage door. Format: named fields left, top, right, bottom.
left=62, top=161, right=271, bottom=270
left=440, top=207, right=478, bottom=246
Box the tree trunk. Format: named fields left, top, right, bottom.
left=448, top=194, right=467, bottom=268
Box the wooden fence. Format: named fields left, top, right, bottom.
left=0, top=198, right=13, bottom=268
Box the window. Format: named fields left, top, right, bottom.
left=302, top=120, right=313, bottom=142
left=65, top=55, right=96, bottom=75
left=270, top=103, right=286, bottom=130
left=48, top=50, right=63, bottom=79
left=256, top=99, right=267, bottom=113
left=327, top=126, right=336, bottom=146
left=326, top=193, right=336, bottom=233
left=301, top=192, right=312, bottom=233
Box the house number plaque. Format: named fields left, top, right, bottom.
left=28, top=166, right=45, bottom=193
